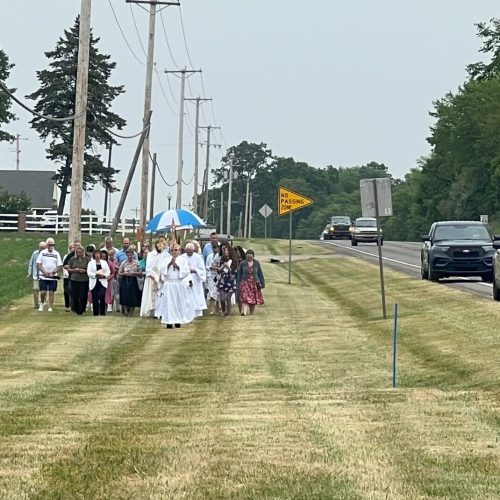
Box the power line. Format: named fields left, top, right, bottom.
left=149, top=152, right=177, bottom=186
left=159, top=9, right=181, bottom=69
left=178, top=7, right=195, bottom=68
left=107, top=0, right=145, bottom=66
left=153, top=65, right=178, bottom=115
left=182, top=172, right=195, bottom=185
left=129, top=3, right=148, bottom=58
left=0, top=80, right=87, bottom=122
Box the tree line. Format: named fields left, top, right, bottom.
left=207, top=19, right=500, bottom=240
left=1, top=18, right=500, bottom=239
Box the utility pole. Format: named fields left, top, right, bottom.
left=243, top=175, right=250, bottom=238
left=226, top=160, right=233, bottom=236
left=220, top=190, right=224, bottom=234
left=199, top=125, right=221, bottom=221
left=110, top=111, right=152, bottom=237
left=248, top=191, right=253, bottom=239
left=185, top=97, right=211, bottom=215
left=165, top=68, right=202, bottom=209
left=149, top=152, right=157, bottom=219
left=127, top=0, right=180, bottom=229
left=103, top=142, right=113, bottom=219
left=68, top=0, right=91, bottom=244
left=10, top=134, right=28, bottom=171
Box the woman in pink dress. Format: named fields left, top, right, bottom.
left=101, top=249, right=116, bottom=312
left=236, top=249, right=265, bottom=316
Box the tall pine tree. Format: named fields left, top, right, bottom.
left=27, top=17, right=126, bottom=213
left=0, top=49, right=16, bottom=143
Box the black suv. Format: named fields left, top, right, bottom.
left=322, top=216, right=352, bottom=240
left=421, top=221, right=495, bottom=282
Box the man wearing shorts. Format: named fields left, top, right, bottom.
left=27, top=241, right=47, bottom=308
left=36, top=238, right=63, bottom=312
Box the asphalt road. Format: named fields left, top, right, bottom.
left=318, top=239, right=494, bottom=300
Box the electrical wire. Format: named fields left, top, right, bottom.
left=178, top=7, right=195, bottom=68
left=0, top=80, right=87, bottom=122
left=181, top=172, right=195, bottom=185
left=107, top=0, right=145, bottom=66
left=154, top=66, right=178, bottom=115
left=150, top=152, right=177, bottom=187
left=90, top=111, right=151, bottom=139
left=129, top=3, right=148, bottom=58
left=159, top=9, right=181, bottom=69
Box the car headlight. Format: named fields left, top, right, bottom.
left=329, top=227, right=334, bottom=231
left=349, top=227, right=353, bottom=232
left=431, top=245, right=449, bottom=252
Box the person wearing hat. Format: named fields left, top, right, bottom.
left=36, top=238, right=63, bottom=312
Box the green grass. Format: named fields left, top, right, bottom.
left=0, top=237, right=498, bottom=498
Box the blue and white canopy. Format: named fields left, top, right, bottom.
left=146, top=209, right=206, bottom=232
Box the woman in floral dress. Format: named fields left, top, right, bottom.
left=217, top=245, right=238, bottom=316
left=236, top=249, right=265, bottom=316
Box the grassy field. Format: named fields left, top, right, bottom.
left=0, top=236, right=499, bottom=498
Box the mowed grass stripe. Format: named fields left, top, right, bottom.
left=0, top=240, right=498, bottom=499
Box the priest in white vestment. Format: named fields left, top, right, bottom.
left=183, top=242, right=207, bottom=317
left=158, top=243, right=194, bottom=328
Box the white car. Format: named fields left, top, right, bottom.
left=40, top=210, right=58, bottom=228
left=351, top=217, right=383, bottom=246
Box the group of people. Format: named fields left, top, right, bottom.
left=27, top=232, right=265, bottom=328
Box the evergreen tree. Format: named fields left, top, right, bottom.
left=0, top=49, right=16, bottom=143
left=27, top=17, right=126, bottom=213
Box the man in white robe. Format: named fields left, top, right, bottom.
left=158, top=243, right=194, bottom=328
left=183, top=242, right=207, bottom=318
left=140, top=244, right=161, bottom=317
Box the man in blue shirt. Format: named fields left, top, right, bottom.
left=202, top=232, right=220, bottom=263
left=115, top=237, right=137, bottom=266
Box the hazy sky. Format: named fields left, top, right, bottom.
left=0, top=0, right=499, bottom=217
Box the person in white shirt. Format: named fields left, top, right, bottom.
left=27, top=241, right=46, bottom=308
left=158, top=243, right=194, bottom=329
left=36, top=238, right=63, bottom=312
left=183, top=242, right=207, bottom=318
left=87, top=249, right=111, bottom=316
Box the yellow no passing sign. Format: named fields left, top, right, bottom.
left=278, top=187, right=314, bottom=216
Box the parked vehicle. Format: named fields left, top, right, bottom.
left=322, top=216, right=352, bottom=240
left=351, top=217, right=382, bottom=246
left=40, top=210, right=58, bottom=228
left=421, top=221, right=495, bottom=282
left=491, top=238, right=500, bottom=300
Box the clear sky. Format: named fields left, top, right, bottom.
left=0, top=0, right=498, bottom=217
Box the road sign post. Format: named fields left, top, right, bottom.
left=360, top=178, right=393, bottom=319
left=278, top=187, right=313, bottom=284
left=259, top=203, right=273, bottom=239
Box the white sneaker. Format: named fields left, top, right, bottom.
left=38, top=303, right=44, bottom=312
left=47, top=307, right=53, bottom=312
left=107, top=304, right=113, bottom=312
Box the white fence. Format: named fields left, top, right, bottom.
left=0, top=213, right=139, bottom=236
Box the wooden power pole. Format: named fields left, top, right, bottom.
left=165, top=68, right=202, bottom=209
left=200, top=125, right=220, bottom=221
left=127, top=0, right=180, bottom=229
left=185, top=97, right=211, bottom=215
left=68, top=0, right=92, bottom=244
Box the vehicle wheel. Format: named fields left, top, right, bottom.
left=428, top=262, right=439, bottom=282
left=493, top=281, right=500, bottom=301
left=421, top=262, right=428, bottom=280
left=379, top=239, right=384, bottom=246
left=351, top=238, right=358, bottom=246
left=482, top=272, right=493, bottom=283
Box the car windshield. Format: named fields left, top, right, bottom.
left=434, top=224, right=491, bottom=241
left=331, top=217, right=351, bottom=224
left=356, top=219, right=376, bottom=228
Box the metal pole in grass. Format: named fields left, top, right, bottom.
left=392, top=303, right=399, bottom=388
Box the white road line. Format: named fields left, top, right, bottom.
left=324, top=241, right=493, bottom=288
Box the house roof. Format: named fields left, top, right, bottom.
left=0, top=170, right=56, bottom=208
